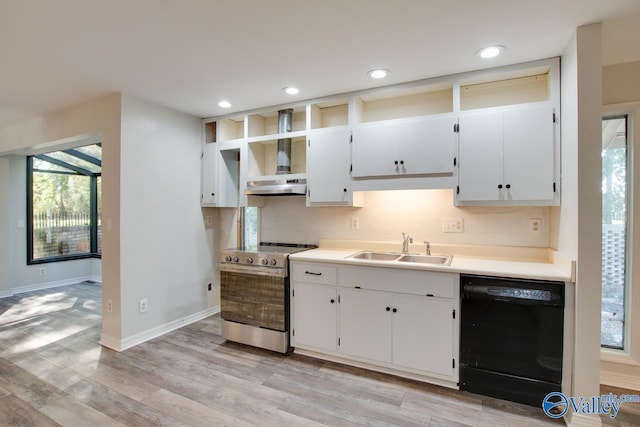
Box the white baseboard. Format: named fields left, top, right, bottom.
left=566, top=411, right=603, bottom=427
left=6, top=275, right=102, bottom=297
left=100, top=305, right=220, bottom=352
left=0, top=289, right=12, bottom=298
left=601, top=370, right=640, bottom=391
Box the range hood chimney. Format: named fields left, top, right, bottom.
left=276, top=109, right=293, bottom=175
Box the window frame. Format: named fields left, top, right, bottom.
left=601, top=104, right=638, bottom=367
left=26, top=150, right=102, bottom=265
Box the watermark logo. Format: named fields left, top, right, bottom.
left=542, top=391, right=640, bottom=419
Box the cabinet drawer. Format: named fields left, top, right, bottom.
left=339, top=266, right=456, bottom=298
left=291, top=262, right=337, bottom=285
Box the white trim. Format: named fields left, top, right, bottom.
left=600, top=369, right=640, bottom=391
left=565, top=411, right=602, bottom=427
left=7, top=275, right=101, bottom=296
left=99, top=305, right=220, bottom=352
left=0, top=289, right=13, bottom=298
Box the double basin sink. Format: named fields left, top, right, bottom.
left=348, top=251, right=452, bottom=266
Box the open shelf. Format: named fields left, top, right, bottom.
left=204, top=121, right=216, bottom=143
left=460, top=68, right=550, bottom=111
left=218, top=116, right=245, bottom=142
left=354, top=83, right=453, bottom=123
left=310, top=101, right=349, bottom=129
left=248, top=107, right=306, bottom=138
left=247, top=136, right=307, bottom=178
left=218, top=148, right=240, bottom=207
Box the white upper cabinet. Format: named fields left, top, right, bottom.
left=201, top=141, right=217, bottom=206
left=201, top=57, right=560, bottom=206
left=352, top=116, right=457, bottom=179
left=456, top=105, right=557, bottom=205
left=306, top=127, right=362, bottom=206
left=201, top=121, right=218, bottom=207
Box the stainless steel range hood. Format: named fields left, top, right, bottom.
left=245, top=178, right=306, bottom=196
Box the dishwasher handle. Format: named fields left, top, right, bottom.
left=462, top=284, right=562, bottom=306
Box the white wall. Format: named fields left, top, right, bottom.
left=117, top=95, right=216, bottom=342
left=553, top=24, right=603, bottom=426
left=252, top=190, right=550, bottom=249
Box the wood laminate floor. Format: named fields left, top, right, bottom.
left=0, top=283, right=637, bottom=426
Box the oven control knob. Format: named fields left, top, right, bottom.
left=270, top=259, right=277, bottom=266
left=261, top=258, right=268, bottom=265
left=247, top=257, right=254, bottom=264
left=224, top=256, right=232, bottom=262
left=232, top=256, right=239, bottom=263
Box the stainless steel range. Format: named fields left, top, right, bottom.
left=219, top=242, right=317, bottom=353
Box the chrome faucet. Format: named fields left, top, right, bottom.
left=424, top=240, right=431, bottom=255
left=402, top=233, right=413, bottom=254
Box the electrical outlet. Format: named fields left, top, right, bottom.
left=350, top=217, right=360, bottom=231
left=107, top=299, right=113, bottom=313
left=529, top=218, right=542, bottom=233
left=208, top=283, right=212, bottom=291
left=139, top=299, right=148, bottom=314
left=39, top=267, right=46, bottom=276
left=443, top=218, right=464, bottom=233
left=206, top=215, right=213, bottom=225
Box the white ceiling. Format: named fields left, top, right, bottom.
left=1, top=0, right=640, bottom=129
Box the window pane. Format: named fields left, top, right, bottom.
left=45, top=151, right=101, bottom=174
left=32, top=172, right=92, bottom=259
left=601, top=116, right=628, bottom=349
left=243, top=207, right=258, bottom=251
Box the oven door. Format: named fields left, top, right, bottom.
left=220, top=267, right=288, bottom=332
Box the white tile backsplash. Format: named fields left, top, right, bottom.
left=260, top=189, right=550, bottom=248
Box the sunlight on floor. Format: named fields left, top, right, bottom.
left=0, top=292, right=79, bottom=325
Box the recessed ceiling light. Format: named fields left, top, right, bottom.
left=368, top=69, right=389, bottom=79
left=218, top=100, right=231, bottom=108
left=282, top=87, right=300, bottom=95
left=476, top=45, right=505, bottom=59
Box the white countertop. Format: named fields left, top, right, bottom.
left=290, top=247, right=573, bottom=282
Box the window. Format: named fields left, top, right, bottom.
left=242, top=206, right=259, bottom=250
left=27, top=144, right=102, bottom=263
left=601, top=116, right=629, bottom=349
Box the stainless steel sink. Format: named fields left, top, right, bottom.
left=397, top=254, right=452, bottom=265
left=349, top=251, right=401, bottom=261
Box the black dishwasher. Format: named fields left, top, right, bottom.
left=460, top=274, right=564, bottom=407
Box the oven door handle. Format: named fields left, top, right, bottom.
left=220, top=263, right=287, bottom=278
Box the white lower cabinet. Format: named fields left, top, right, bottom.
left=339, top=288, right=455, bottom=377
left=391, top=293, right=454, bottom=377
left=290, top=261, right=459, bottom=386
left=291, top=282, right=337, bottom=352
left=339, top=287, right=392, bottom=362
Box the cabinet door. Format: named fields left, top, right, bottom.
left=306, top=128, right=352, bottom=204
left=503, top=106, right=555, bottom=201
left=201, top=142, right=217, bottom=206
left=397, top=116, right=456, bottom=175
left=392, top=294, right=454, bottom=377
left=352, top=117, right=456, bottom=178
left=291, top=282, right=337, bottom=351
left=457, top=111, right=503, bottom=202
left=339, top=288, right=391, bottom=363
left=351, top=123, right=398, bottom=177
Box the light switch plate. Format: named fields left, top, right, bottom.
left=443, top=218, right=464, bottom=233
